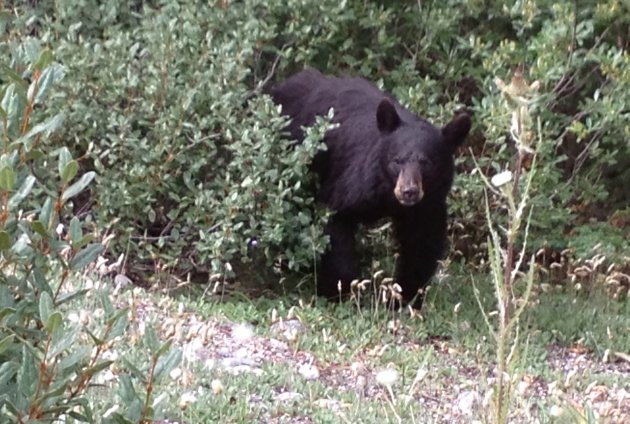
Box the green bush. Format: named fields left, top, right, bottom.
left=43, top=0, right=334, bottom=284
left=14, top=0, right=627, bottom=284
left=0, top=27, right=118, bottom=421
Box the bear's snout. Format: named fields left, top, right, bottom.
left=394, top=178, right=423, bottom=206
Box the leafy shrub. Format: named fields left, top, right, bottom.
left=42, top=0, right=333, bottom=284
left=0, top=20, right=182, bottom=421
left=15, top=0, right=628, bottom=285
left=0, top=27, right=117, bottom=421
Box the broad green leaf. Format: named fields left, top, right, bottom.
left=26, top=149, right=45, bottom=160
left=50, top=330, right=78, bottom=358
left=0, top=307, right=16, bottom=323
left=69, top=216, right=82, bottom=246
left=144, top=326, right=160, bottom=352
left=58, top=147, right=72, bottom=178
left=85, top=327, right=104, bottom=346
left=0, top=84, right=25, bottom=138
left=11, top=233, right=30, bottom=255
left=126, top=398, right=144, bottom=423
left=119, top=374, right=138, bottom=402
left=121, top=360, right=146, bottom=384
left=8, top=175, right=36, bottom=210
left=155, top=339, right=173, bottom=358
left=40, top=198, right=53, bottom=230
left=154, top=348, right=182, bottom=381
left=0, top=335, right=15, bottom=356
left=0, top=361, right=18, bottom=388
left=35, top=63, right=64, bottom=104
left=31, top=220, right=47, bottom=237
left=81, top=360, right=113, bottom=378
left=106, top=308, right=130, bottom=339
left=45, top=311, right=63, bottom=334
left=62, top=171, right=95, bottom=201
left=34, top=48, right=54, bottom=71
left=70, top=243, right=103, bottom=270
left=59, top=347, right=90, bottom=373
left=18, top=345, right=37, bottom=397
left=56, top=289, right=89, bottom=305
left=0, top=231, right=10, bottom=250
left=0, top=64, right=28, bottom=89
left=61, top=160, right=79, bottom=184
left=26, top=113, right=65, bottom=138
left=39, top=291, right=53, bottom=324
left=0, top=166, right=16, bottom=191
left=72, top=234, right=94, bottom=251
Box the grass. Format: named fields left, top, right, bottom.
left=61, top=265, right=630, bottom=423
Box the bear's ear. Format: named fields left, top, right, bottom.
left=376, top=99, right=401, bottom=133
left=442, top=113, right=471, bottom=147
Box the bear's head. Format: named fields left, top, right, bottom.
left=376, top=99, right=471, bottom=206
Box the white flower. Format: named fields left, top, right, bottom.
left=211, top=379, right=224, bottom=394
left=491, top=170, right=513, bottom=187
left=375, top=368, right=399, bottom=387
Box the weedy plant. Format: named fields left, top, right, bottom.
left=472, top=68, right=540, bottom=424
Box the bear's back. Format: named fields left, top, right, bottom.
left=271, top=69, right=416, bottom=143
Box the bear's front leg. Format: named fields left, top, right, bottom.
left=317, top=216, right=359, bottom=300
left=393, top=207, right=447, bottom=309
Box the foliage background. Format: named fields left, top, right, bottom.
left=4, top=0, right=628, bottom=286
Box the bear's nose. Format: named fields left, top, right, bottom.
left=401, top=186, right=420, bottom=202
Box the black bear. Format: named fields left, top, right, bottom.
left=271, top=69, right=471, bottom=308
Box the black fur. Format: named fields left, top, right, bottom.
left=271, top=69, right=470, bottom=308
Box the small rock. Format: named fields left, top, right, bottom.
left=455, top=390, right=480, bottom=416
left=274, top=391, right=303, bottom=402
left=298, top=363, right=320, bottom=380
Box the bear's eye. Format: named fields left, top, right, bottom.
left=393, top=157, right=405, bottom=165
left=418, top=158, right=431, bottom=166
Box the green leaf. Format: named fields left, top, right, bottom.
left=40, top=198, right=53, bottom=230
left=0, top=167, right=16, bottom=191
left=0, top=361, right=19, bottom=388
left=85, top=327, right=105, bottom=346
left=0, top=64, right=28, bottom=90
left=154, top=347, right=182, bottom=381
left=56, top=289, right=89, bottom=305
left=69, top=216, right=82, bottom=246
left=70, top=243, right=103, bottom=270
left=62, top=171, right=95, bottom=201
left=82, top=360, right=114, bottom=378
left=144, top=326, right=160, bottom=352
left=11, top=233, right=31, bottom=256
left=45, top=311, right=63, bottom=334
left=34, top=48, right=54, bottom=71
left=18, top=345, right=37, bottom=397
left=49, top=329, right=78, bottom=358
left=121, top=360, right=146, bottom=384
left=1, top=84, right=25, bottom=138
left=0, top=231, right=10, bottom=250
left=31, top=220, right=47, bottom=237
left=61, top=160, right=79, bottom=184
left=0, top=335, right=15, bottom=356
left=8, top=175, right=36, bottom=210
left=35, top=63, right=64, bottom=104
left=73, top=234, right=94, bottom=251
left=39, top=291, right=53, bottom=324
left=21, top=113, right=65, bottom=143
left=58, top=147, right=72, bottom=178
